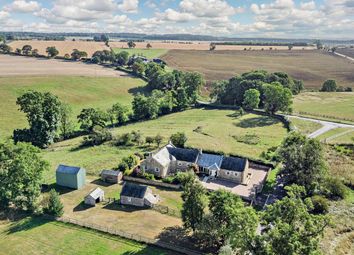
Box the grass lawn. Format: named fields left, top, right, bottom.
left=290, top=118, right=323, bottom=135
left=293, top=92, right=354, bottom=124
left=0, top=217, right=175, bottom=255
left=41, top=109, right=288, bottom=182
left=112, top=48, right=169, bottom=59
left=0, top=76, right=146, bottom=139
left=317, top=128, right=354, bottom=144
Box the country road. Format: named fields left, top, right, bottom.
left=288, top=115, right=354, bottom=138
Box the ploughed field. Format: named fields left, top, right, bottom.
left=0, top=75, right=146, bottom=138
left=162, top=50, right=354, bottom=89
left=336, top=47, right=354, bottom=58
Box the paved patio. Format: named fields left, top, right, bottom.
left=200, top=166, right=269, bottom=200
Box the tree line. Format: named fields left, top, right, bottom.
left=211, top=70, right=304, bottom=114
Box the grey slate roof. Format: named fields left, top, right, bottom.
left=221, top=156, right=247, bottom=172
left=197, top=153, right=223, bottom=169
left=167, top=147, right=199, bottom=162
left=121, top=182, right=147, bottom=199
left=56, top=164, right=82, bottom=175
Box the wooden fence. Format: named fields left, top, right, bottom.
left=43, top=215, right=204, bottom=255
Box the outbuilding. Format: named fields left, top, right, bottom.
left=100, top=170, right=122, bottom=184
left=84, top=187, right=105, bottom=206
left=56, top=164, right=86, bottom=190
left=120, top=182, right=158, bottom=207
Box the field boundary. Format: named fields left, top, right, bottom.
left=43, top=214, right=204, bottom=255
left=123, top=176, right=182, bottom=190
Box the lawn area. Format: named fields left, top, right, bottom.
left=317, top=128, right=354, bottom=144
left=290, top=117, right=323, bottom=135
left=41, top=109, right=288, bottom=182
left=0, top=76, right=146, bottom=139
left=112, top=48, right=169, bottom=59
left=293, top=92, right=354, bottom=124
left=0, top=217, right=175, bottom=255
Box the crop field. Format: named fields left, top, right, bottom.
left=8, top=40, right=109, bottom=57
left=0, top=54, right=126, bottom=77
left=0, top=75, right=146, bottom=138
left=41, top=109, right=288, bottom=181
left=162, top=50, right=354, bottom=89
left=336, top=47, right=354, bottom=58
left=112, top=48, right=168, bottom=59
left=0, top=217, right=174, bottom=255
left=293, top=92, right=354, bottom=124
left=109, top=41, right=314, bottom=51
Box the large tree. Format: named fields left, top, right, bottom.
left=0, top=142, right=49, bottom=211
left=170, top=132, right=187, bottom=148
left=321, top=79, right=337, bottom=92
left=132, top=94, right=159, bottom=120
left=59, top=103, right=74, bottom=139
left=278, top=132, right=327, bottom=194
left=77, top=108, right=108, bottom=132
left=46, top=46, right=59, bottom=58
left=243, top=89, right=260, bottom=110
left=0, top=43, right=12, bottom=53
left=181, top=177, right=207, bottom=231
left=256, top=185, right=330, bottom=255
left=107, top=102, right=128, bottom=126
left=22, top=44, right=32, bottom=55
left=263, top=82, right=293, bottom=114
left=14, top=91, right=63, bottom=148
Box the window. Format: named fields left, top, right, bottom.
left=127, top=197, right=132, bottom=202
left=178, top=162, right=182, bottom=166
left=226, top=171, right=230, bottom=175
left=155, top=168, right=160, bottom=172
left=234, top=172, right=238, bottom=176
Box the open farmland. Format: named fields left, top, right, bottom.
left=0, top=217, right=174, bottom=255
left=41, top=109, right=288, bottom=181
left=336, top=47, right=354, bottom=59
left=8, top=40, right=109, bottom=57
left=162, top=50, right=354, bottom=89
left=112, top=48, right=168, bottom=59
left=0, top=54, right=126, bottom=77
left=109, top=41, right=314, bottom=51
left=0, top=75, right=146, bottom=138
left=293, top=92, right=354, bottom=124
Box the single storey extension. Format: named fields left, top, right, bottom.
left=120, top=182, right=159, bottom=207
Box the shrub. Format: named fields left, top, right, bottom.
left=134, top=152, right=144, bottom=160
left=170, top=132, right=187, bottom=147
left=311, top=195, right=329, bottom=214
left=82, top=126, right=112, bottom=146
left=324, top=178, right=347, bottom=200
left=143, top=172, right=155, bottom=180
left=321, top=80, right=337, bottom=92
left=162, top=176, right=175, bottom=184
left=115, top=132, right=134, bottom=146
left=145, top=136, right=155, bottom=145
left=44, top=189, right=64, bottom=217
left=117, top=161, right=129, bottom=172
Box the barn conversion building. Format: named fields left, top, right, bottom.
left=56, top=164, right=86, bottom=189
left=120, top=182, right=158, bottom=207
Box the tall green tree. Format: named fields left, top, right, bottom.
left=243, top=89, right=260, bottom=110
left=257, top=185, right=330, bottom=255
left=181, top=178, right=207, bottom=231
left=115, top=51, right=129, bottom=66
left=45, top=189, right=64, bottom=217
left=321, top=79, right=337, bottom=92
left=108, top=103, right=128, bottom=126
left=0, top=142, right=49, bottom=211
left=59, top=103, right=74, bottom=139
left=46, top=46, right=59, bottom=58
left=132, top=94, right=159, bottom=120
left=263, top=82, right=293, bottom=114
left=77, top=108, right=108, bottom=132
left=170, top=132, right=187, bottom=147
left=14, top=91, right=62, bottom=147
left=127, top=41, right=136, bottom=48
left=278, top=132, right=327, bottom=194
left=22, top=44, right=32, bottom=55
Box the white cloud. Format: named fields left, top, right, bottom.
left=158, top=8, right=195, bottom=22
left=179, top=0, right=243, bottom=18
left=118, top=0, right=139, bottom=13
left=0, top=11, right=10, bottom=20
left=4, top=0, right=41, bottom=13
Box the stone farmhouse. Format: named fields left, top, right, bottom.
left=141, top=143, right=251, bottom=185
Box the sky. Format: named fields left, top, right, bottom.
left=0, top=0, right=354, bottom=39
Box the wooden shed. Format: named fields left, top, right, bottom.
left=120, top=182, right=158, bottom=207
left=100, top=170, right=122, bottom=184
left=84, top=187, right=105, bottom=206
left=56, top=164, right=86, bottom=190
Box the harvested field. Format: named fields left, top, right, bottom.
left=8, top=40, right=109, bottom=57
left=0, top=54, right=126, bottom=77
left=337, top=47, right=354, bottom=59
left=109, top=41, right=314, bottom=51
left=112, top=48, right=168, bottom=59
left=162, top=50, right=354, bottom=89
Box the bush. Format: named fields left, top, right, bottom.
left=170, top=132, right=187, bottom=147
left=115, top=132, right=134, bottom=146
left=311, top=195, right=329, bottom=214
left=44, top=189, right=64, bottom=217
left=162, top=176, right=175, bottom=184
left=324, top=178, right=347, bottom=200
left=117, top=161, right=129, bottom=172
left=134, top=152, right=144, bottom=160
left=82, top=126, right=112, bottom=146
left=143, top=172, right=155, bottom=180
left=321, top=80, right=337, bottom=92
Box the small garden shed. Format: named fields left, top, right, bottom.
left=84, top=187, right=105, bottom=206
left=100, top=170, right=122, bottom=184
left=120, top=182, right=158, bottom=207
left=56, top=164, right=86, bottom=190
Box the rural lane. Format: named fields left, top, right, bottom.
left=287, top=115, right=354, bottom=138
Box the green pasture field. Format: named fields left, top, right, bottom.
left=0, top=76, right=146, bottom=139
left=0, top=217, right=174, bottom=255
left=290, top=118, right=323, bottom=135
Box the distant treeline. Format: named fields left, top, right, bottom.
left=213, top=42, right=310, bottom=46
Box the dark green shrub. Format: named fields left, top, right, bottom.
left=45, top=189, right=64, bottom=217
left=143, top=172, right=155, bottom=180
left=162, top=176, right=175, bottom=184
left=324, top=178, right=347, bottom=200
left=311, top=195, right=329, bottom=214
